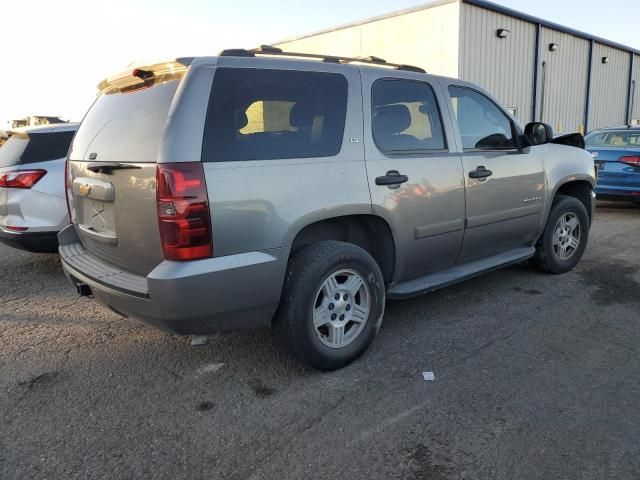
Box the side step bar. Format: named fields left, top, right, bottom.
left=387, top=247, right=536, bottom=300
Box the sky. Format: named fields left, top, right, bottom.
left=0, top=0, right=637, bottom=127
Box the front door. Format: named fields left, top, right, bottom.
left=362, top=71, right=466, bottom=282
left=444, top=84, right=546, bottom=263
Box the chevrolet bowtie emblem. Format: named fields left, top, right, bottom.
left=78, top=184, right=92, bottom=197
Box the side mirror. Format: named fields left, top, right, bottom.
left=524, top=122, right=553, bottom=146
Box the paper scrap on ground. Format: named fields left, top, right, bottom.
left=196, top=363, right=226, bottom=375
left=191, top=335, right=208, bottom=346
left=422, top=371, right=435, bottom=381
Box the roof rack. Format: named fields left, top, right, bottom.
left=218, top=45, right=426, bottom=73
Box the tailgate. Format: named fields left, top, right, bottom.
left=68, top=161, right=161, bottom=276
left=67, top=63, right=186, bottom=277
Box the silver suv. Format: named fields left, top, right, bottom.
left=60, top=48, right=596, bottom=369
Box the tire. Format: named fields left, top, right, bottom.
left=274, top=241, right=386, bottom=370
left=532, top=195, right=590, bottom=274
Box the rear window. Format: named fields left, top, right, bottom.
left=69, top=79, right=180, bottom=162
left=585, top=130, right=640, bottom=148
left=202, top=68, right=348, bottom=162
left=0, top=131, right=75, bottom=167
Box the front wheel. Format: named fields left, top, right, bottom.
left=274, top=241, right=385, bottom=370
left=532, top=195, right=590, bottom=274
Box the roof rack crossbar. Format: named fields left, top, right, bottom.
left=358, top=55, right=387, bottom=64
left=219, top=47, right=426, bottom=73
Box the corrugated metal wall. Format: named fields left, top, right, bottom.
left=631, top=54, right=640, bottom=122
left=276, top=2, right=461, bottom=78
left=459, top=4, right=536, bottom=123
left=538, top=28, right=590, bottom=134
left=589, top=43, right=630, bottom=130
left=276, top=1, right=638, bottom=133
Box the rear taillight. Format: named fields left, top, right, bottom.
left=64, top=161, right=75, bottom=222
left=156, top=162, right=212, bottom=261
left=619, top=156, right=640, bottom=167
left=0, top=169, right=46, bottom=189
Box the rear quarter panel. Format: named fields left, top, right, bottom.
left=194, top=58, right=372, bottom=257
left=0, top=158, right=68, bottom=231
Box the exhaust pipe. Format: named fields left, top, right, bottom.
left=76, top=282, right=92, bottom=297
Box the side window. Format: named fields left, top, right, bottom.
left=202, top=68, right=348, bottom=162
left=372, top=79, right=446, bottom=153
left=448, top=86, right=517, bottom=150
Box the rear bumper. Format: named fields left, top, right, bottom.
left=595, top=186, right=640, bottom=201
left=58, top=225, right=289, bottom=334
left=595, top=174, right=640, bottom=200
left=0, top=227, right=59, bottom=253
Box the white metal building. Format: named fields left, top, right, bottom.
left=275, top=0, right=640, bottom=134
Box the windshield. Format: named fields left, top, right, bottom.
left=585, top=130, right=640, bottom=148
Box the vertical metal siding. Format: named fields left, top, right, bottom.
left=459, top=4, right=536, bottom=123
left=632, top=54, right=640, bottom=122
left=276, top=3, right=461, bottom=78
left=538, top=28, right=590, bottom=134
left=589, top=43, right=630, bottom=130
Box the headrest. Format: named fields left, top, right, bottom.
left=373, top=104, right=411, bottom=136
left=290, top=102, right=315, bottom=127
left=235, top=110, right=248, bottom=130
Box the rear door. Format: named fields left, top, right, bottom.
left=361, top=70, right=466, bottom=282
left=444, top=84, right=546, bottom=263
left=67, top=65, right=185, bottom=276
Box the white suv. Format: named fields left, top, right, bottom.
left=0, top=123, right=78, bottom=252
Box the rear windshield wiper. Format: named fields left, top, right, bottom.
left=86, top=162, right=142, bottom=174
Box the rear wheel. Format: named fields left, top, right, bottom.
left=532, top=195, right=589, bottom=274
left=274, top=241, right=385, bottom=370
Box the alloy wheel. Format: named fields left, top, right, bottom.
left=312, top=269, right=371, bottom=349
left=552, top=212, right=581, bottom=261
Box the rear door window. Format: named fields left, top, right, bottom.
left=0, top=131, right=75, bottom=167
left=371, top=78, right=446, bottom=153
left=202, top=68, right=348, bottom=162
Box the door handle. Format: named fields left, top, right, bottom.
left=375, top=170, right=409, bottom=186
left=469, top=166, right=493, bottom=179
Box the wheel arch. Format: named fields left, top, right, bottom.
left=289, top=214, right=397, bottom=283
left=553, top=179, right=594, bottom=224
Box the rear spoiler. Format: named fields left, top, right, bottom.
left=97, top=57, right=193, bottom=94
left=551, top=133, right=585, bottom=149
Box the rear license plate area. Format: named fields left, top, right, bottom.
left=78, top=198, right=116, bottom=236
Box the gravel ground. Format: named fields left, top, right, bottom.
left=1, top=202, right=639, bottom=480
